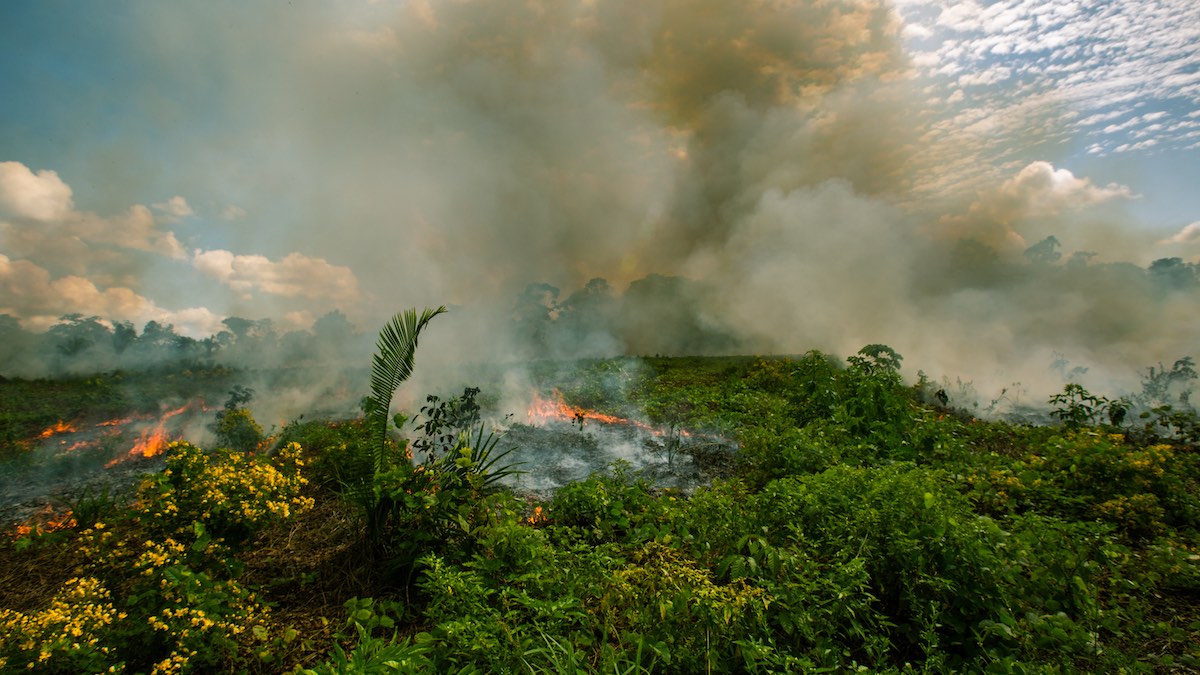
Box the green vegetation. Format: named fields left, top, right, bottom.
left=1, top=333, right=1198, bottom=672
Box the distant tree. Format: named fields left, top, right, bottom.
left=47, top=315, right=113, bottom=364
left=555, top=277, right=619, bottom=356
left=511, top=283, right=560, bottom=356
left=278, top=329, right=313, bottom=364
left=218, top=316, right=279, bottom=363
left=112, top=321, right=137, bottom=354
left=1066, top=251, right=1097, bottom=269
left=312, top=310, right=361, bottom=363
left=0, top=314, right=36, bottom=375
left=1148, top=257, right=1196, bottom=290
left=1023, top=235, right=1062, bottom=265
left=221, top=317, right=255, bottom=341
left=139, top=321, right=179, bottom=351
left=619, top=275, right=739, bottom=355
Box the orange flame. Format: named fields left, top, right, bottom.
left=105, top=402, right=196, bottom=467
left=10, top=505, right=76, bottom=539
left=63, top=439, right=99, bottom=453
left=527, top=505, right=546, bottom=525
left=37, top=420, right=78, bottom=439
left=131, top=426, right=171, bottom=459
left=526, top=390, right=690, bottom=437
left=527, top=390, right=629, bottom=427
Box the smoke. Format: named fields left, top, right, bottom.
left=2, top=0, right=1198, bottom=409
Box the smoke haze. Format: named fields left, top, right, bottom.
left=2, top=0, right=1199, bottom=405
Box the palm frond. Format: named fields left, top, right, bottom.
left=365, top=306, right=447, bottom=473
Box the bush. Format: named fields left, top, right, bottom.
left=0, top=576, right=125, bottom=673
left=549, top=461, right=667, bottom=545
left=136, top=441, right=314, bottom=548
left=754, top=465, right=1014, bottom=664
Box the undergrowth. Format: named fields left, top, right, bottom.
left=1, top=340, right=1198, bottom=673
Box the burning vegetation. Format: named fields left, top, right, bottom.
left=1, top=322, right=1198, bottom=672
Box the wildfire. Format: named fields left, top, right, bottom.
left=527, top=505, right=546, bottom=525
left=37, top=420, right=79, bottom=439
left=63, top=439, right=101, bottom=453
left=105, top=401, right=197, bottom=467
left=11, top=505, right=76, bottom=539
left=527, top=390, right=634, bottom=427
left=526, top=389, right=690, bottom=437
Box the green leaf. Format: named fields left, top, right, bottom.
left=366, top=306, right=447, bottom=475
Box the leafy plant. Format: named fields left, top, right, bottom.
left=209, top=384, right=262, bottom=453
left=296, top=598, right=434, bottom=675
left=412, top=386, right=483, bottom=461
left=550, top=461, right=665, bottom=545
left=363, top=306, right=447, bottom=475
left=1049, top=383, right=1110, bottom=430
left=368, top=423, right=520, bottom=572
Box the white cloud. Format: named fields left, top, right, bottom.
left=957, top=66, right=1011, bottom=87
left=0, top=161, right=186, bottom=261
left=936, top=1, right=984, bottom=32
left=999, top=160, right=1136, bottom=214
left=903, top=22, right=933, bottom=40
left=192, top=249, right=361, bottom=304
left=1160, top=221, right=1200, bottom=245
left=220, top=204, right=247, bottom=221
left=898, top=0, right=1200, bottom=195
left=0, top=253, right=221, bottom=336
left=78, top=204, right=187, bottom=259
left=934, top=161, right=1138, bottom=249
left=0, top=161, right=74, bottom=221
left=152, top=195, right=195, bottom=219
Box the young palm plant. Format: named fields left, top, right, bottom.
left=356, top=306, right=446, bottom=549
left=363, top=306, right=447, bottom=474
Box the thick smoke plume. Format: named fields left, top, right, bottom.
left=2, top=0, right=1198, bottom=407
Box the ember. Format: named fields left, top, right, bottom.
left=105, top=401, right=199, bottom=467
left=37, top=420, right=79, bottom=439
left=526, top=389, right=690, bottom=437
left=10, top=504, right=76, bottom=539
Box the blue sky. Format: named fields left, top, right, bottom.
left=1, top=0, right=1198, bottom=348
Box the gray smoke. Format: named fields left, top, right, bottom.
left=3, top=0, right=1198, bottom=409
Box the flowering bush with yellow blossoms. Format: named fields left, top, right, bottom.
left=2, top=442, right=316, bottom=673
left=136, top=441, right=315, bottom=548
left=65, top=519, right=278, bottom=673
left=0, top=575, right=126, bottom=673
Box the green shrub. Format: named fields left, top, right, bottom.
left=754, top=465, right=1014, bottom=665
left=596, top=542, right=770, bottom=673
left=135, top=441, right=314, bottom=548
left=298, top=598, right=433, bottom=675
left=363, top=423, right=519, bottom=578
left=549, top=461, right=666, bottom=545
left=1015, top=433, right=1199, bottom=540
left=718, top=536, right=891, bottom=669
